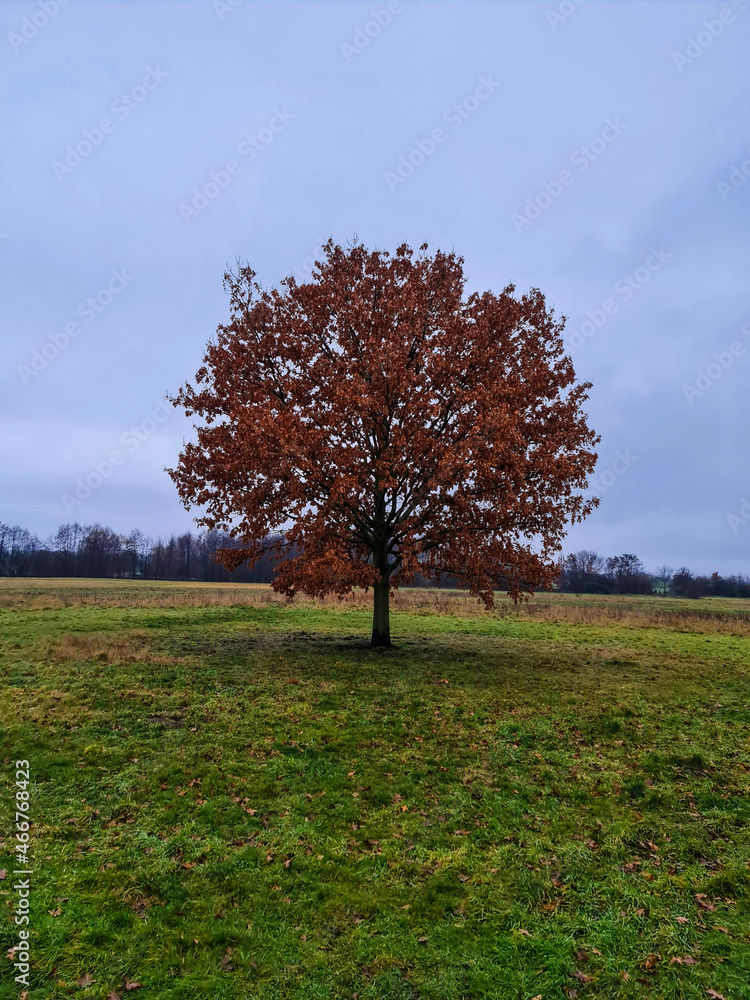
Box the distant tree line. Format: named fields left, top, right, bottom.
left=557, top=550, right=750, bottom=599
left=0, top=522, right=283, bottom=583
left=1, top=523, right=748, bottom=598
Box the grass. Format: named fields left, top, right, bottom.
left=1, top=580, right=749, bottom=999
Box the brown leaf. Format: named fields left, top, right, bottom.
left=671, top=956, right=698, bottom=965
left=48, top=907, right=62, bottom=917
left=77, top=974, right=95, bottom=987
left=695, top=894, right=716, bottom=912
left=123, top=981, right=142, bottom=991
left=675, top=916, right=689, bottom=925
left=417, top=936, right=428, bottom=944
left=641, top=953, right=661, bottom=970
left=572, top=970, right=593, bottom=983
left=108, top=994, right=121, bottom=1000
left=620, top=971, right=630, bottom=981
left=221, top=946, right=234, bottom=971
left=0, top=869, right=6, bottom=879
left=575, top=950, right=589, bottom=962
left=518, top=929, right=532, bottom=937
left=706, top=992, right=726, bottom=1000
left=714, top=925, right=730, bottom=935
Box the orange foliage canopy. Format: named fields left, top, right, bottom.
left=168, top=240, right=599, bottom=613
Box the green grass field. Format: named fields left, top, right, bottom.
left=1, top=580, right=749, bottom=999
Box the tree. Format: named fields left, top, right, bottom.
left=654, top=564, right=673, bottom=597
left=671, top=566, right=695, bottom=598
left=605, top=553, right=651, bottom=594
left=168, top=240, right=600, bottom=646
left=564, top=549, right=605, bottom=592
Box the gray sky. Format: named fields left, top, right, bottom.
left=1, top=0, right=749, bottom=574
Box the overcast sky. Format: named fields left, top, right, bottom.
left=1, top=0, right=748, bottom=574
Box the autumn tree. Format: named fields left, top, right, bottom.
left=167, top=240, right=599, bottom=646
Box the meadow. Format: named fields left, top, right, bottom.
left=0, top=579, right=749, bottom=1000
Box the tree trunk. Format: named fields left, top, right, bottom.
left=371, top=579, right=391, bottom=647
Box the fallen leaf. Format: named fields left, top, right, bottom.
left=518, top=929, right=532, bottom=937
left=107, top=994, right=121, bottom=1000
left=714, top=925, right=730, bottom=935
left=123, top=981, right=142, bottom=991
left=675, top=916, right=689, bottom=925
left=671, top=956, right=698, bottom=965
left=641, top=953, right=661, bottom=970
left=221, top=947, right=234, bottom=971
left=48, top=908, right=62, bottom=916
left=695, top=894, right=717, bottom=912
left=620, top=971, right=630, bottom=981
left=706, top=992, right=726, bottom=1000
left=6, top=947, right=16, bottom=960
left=575, top=950, right=589, bottom=962
left=572, top=970, right=593, bottom=983
left=77, top=974, right=95, bottom=987
left=417, top=936, right=428, bottom=944
left=0, top=870, right=6, bottom=879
